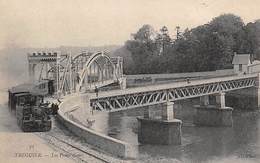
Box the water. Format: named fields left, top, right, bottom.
left=95, top=99, right=260, bottom=163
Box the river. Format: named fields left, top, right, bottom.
left=93, top=99, right=260, bottom=163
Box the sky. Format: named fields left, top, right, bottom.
left=1, top=0, right=260, bottom=49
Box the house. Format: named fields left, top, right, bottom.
left=232, top=53, right=251, bottom=74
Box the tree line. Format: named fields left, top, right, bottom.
left=124, top=14, right=260, bottom=74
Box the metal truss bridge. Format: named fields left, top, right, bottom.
left=27, top=50, right=260, bottom=112
left=27, top=51, right=124, bottom=95
left=90, top=74, right=258, bottom=111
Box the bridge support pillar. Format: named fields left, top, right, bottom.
left=216, top=92, right=226, bottom=108
left=143, top=106, right=153, bottom=119
left=119, top=77, right=126, bottom=89
left=137, top=102, right=182, bottom=145
left=161, top=102, right=175, bottom=120
left=194, top=93, right=233, bottom=127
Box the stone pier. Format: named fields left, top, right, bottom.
left=137, top=102, right=182, bottom=145
left=193, top=93, right=233, bottom=127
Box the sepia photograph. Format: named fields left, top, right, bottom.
left=1, top=0, right=260, bottom=162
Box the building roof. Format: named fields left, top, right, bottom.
left=232, top=54, right=251, bottom=65
left=8, top=80, right=49, bottom=95
left=9, top=83, right=33, bottom=94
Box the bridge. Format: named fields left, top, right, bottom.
left=27, top=50, right=260, bottom=146
left=83, top=70, right=260, bottom=146
left=27, top=50, right=260, bottom=120
left=89, top=73, right=258, bottom=111
left=27, top=51, right=125, bottom=95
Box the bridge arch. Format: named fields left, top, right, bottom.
left=72, top=52, right=91, bottom=72
left=77, top=51, right=116, bottom=91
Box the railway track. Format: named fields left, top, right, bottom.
left=42, top=133, right=110, bottom=163
left=35, top=117, right=126, bottom=163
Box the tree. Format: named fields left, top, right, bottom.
left=132, top=24, right=157, bottom=43
left=124, top=14, right=257, bottom=74
left=156, top=26, right=172, bottom=56
left=125, top=24, right=158, bottom=73
left=243, top=20, right=260, bottom=59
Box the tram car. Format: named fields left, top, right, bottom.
left=8, top=79, right=55, bottom=132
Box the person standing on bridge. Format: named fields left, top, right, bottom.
left=186, top=78, right=190, bottom=84
left=95, top=86, right=99, bottom=97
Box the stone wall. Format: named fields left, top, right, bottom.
left=57, top=94, right=137, bottom=159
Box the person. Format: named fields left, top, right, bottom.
left=186, top=78, right=190, bottom=84
left=51, top=103, right=55, bottom=114
left=94, top=86, right=99, bottom=97
left=50, top=102, right=59, bottom=115
left=76, top=73, right=80, bottom=83
left=54, top=103, right=59, bottom=115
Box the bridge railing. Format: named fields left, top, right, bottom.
left=90, top=74, right=257, bottom=111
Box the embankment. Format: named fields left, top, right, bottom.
left=57, top=94, right=136, bottom=159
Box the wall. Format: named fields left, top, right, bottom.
left=234, top=62, right=260, bottom=74
left=57, top=94, right=137, bottom=159
left=248, top=63, right=260, bottom=74
left=242, top=64, right=248, bottom=74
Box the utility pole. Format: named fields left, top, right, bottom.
left=176, top=26, right=181, bottom=40
left=69, top=52, right=73, bottom=93
left=159, top=26, right=169, bottom=56
left=56, top=53, right=60, bottom=97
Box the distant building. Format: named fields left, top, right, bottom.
left=232, top=53, right=251, bottom=74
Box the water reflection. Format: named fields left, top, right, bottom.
left=94, top=99, right=260, bottom=162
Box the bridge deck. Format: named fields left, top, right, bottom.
left=90, top=74, right=257, bottom=100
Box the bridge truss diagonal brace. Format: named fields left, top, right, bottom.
left=90, top=76, right=257, bottom=111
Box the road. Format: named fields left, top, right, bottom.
left=0, top=91, right=75, bottom=163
